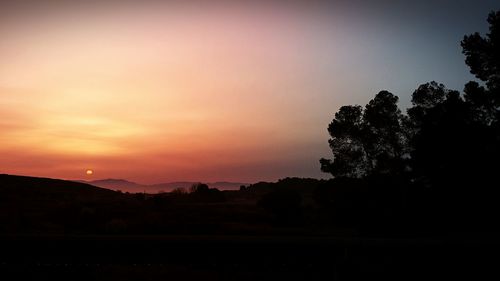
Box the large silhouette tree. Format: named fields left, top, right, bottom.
left=323, top=10, right=500, bottom=180
left=321, top=91, right=407, bottom=178
left=460, top=10, right=500, bottom=189
left=362, top=91, right=407, bottom=176
left=321, top=10, right=500, bottom=230
left=407, top=82, right=468, bottom=186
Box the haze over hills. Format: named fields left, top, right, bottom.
left=76, top=179, right=251, bottom=193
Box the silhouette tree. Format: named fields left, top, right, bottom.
left=362, top=91, right=408, bottom=175
left=189, top=183, right=226, bottom=202
left=323, top=11, right=500, bottom=182
left=406, top=11, right=500, bottom=190
left=320, top=105, right=367, bottom=178
left=321, top=10, right=500, bottom=231
left=190, top=183, right=210, bottom=193
left=321, top=91, right=407, bottom=178
left=461, top=11, right=500, bottom=93
left=461, top=11, right=500, bottom=175
left=406, top=82, right=465, bottom=186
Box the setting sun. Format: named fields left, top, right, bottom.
left=86, top=169, right=94, bottom=175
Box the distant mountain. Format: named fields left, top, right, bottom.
left=77, top=179, right=144, bottom=191
left=78, top=179, right=250, bottom=193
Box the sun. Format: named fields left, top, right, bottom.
left=86, top=169, right=94, bottom=175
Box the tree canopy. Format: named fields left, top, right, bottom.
left=320, top=90, right=407, bottom=178
left=320, top=10, right=500, bottom=231
left=322, top=10, right=500, bottom=191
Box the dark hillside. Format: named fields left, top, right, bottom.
left=0, top=174, right=119, bottom=199
left=0, top=174, right=122, bottom=234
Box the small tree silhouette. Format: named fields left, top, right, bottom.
left=190, top=183, right=210, bottom=194
left=189, top=183, right=225, bottom=202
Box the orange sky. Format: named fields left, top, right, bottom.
left=0, top=3, right=336, bottom=183
left=0, top=1, right=492, bottom=183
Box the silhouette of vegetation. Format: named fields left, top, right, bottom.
left=0, top=175, right=320, bottom=235
left=258, top=188, right=302, bottom=224
left=189, top=182, right=210, bottom=193
left=320, top=10, right=500, bottom=233
left=188, top=183, right=226, bottom=202
left=171, top=187, right=187, bottom=195
left=320, top=91, right=408, bottom=178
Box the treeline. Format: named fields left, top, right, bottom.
left=317, top=11, right=500, bottom=234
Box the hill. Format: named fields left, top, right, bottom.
left=0, top=174, right=122, bottom=234
left=0, top=174, right=119, bottom=198
left=0, top=174, right=325, bottom=236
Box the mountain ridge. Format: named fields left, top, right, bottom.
left=76, top=178, right=250, bottom=193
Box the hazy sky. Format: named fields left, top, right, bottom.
left=0, top=1, right=499, bottom=183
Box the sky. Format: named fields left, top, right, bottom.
left=0, top=1, right=499, bottom=184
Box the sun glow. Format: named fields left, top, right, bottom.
left=0, top=2, right=347, bottom=182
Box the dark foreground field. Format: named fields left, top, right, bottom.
left=2, top=174, right=500, bottom=280
left=1, top=235, right=499, bottom=281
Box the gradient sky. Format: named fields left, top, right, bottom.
left=1, top=1, right=499, bottom=183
